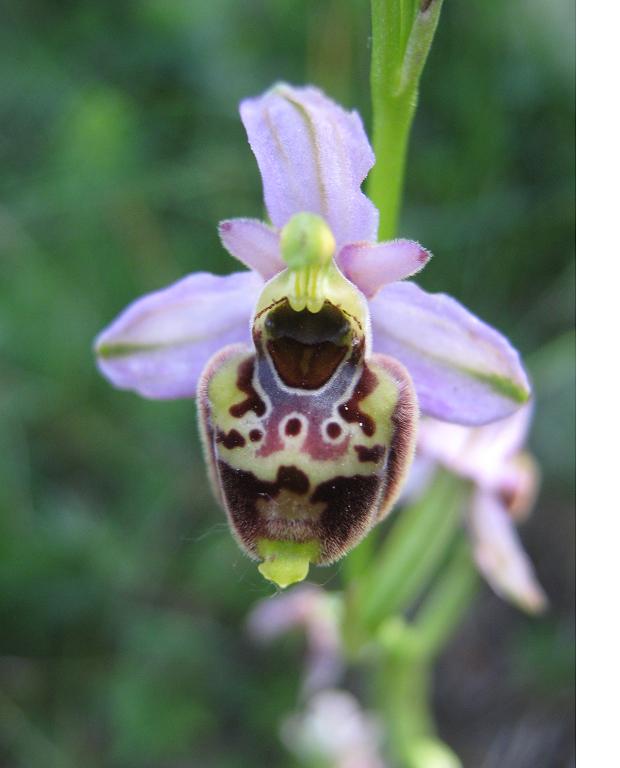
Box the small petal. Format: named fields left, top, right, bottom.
left=240, top=83, right=378, bottom=250
left=95, top=271, right=262, bottom=399
left=219, top=218, right=284, bottom=280
left=467, top=401, right=534, bottom=465
left=468, top=491, right=547, bottom=614
left=337, top=240, right=430, bottom=298
left=370, top=281, right=531, bottom=425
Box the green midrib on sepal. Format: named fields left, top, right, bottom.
left=373, top=313, right=530, bottom=407
left=96, top=336, right=208, bottom=358
left=380, top=337, right=530, bottom=406
left=467, top=368, right=530, bottom=404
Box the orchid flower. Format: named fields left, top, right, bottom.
left=403, top=404, right=547, bottom=613
left=94, top=83, right=531, bottom=586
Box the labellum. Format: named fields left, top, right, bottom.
left=197, top=213, right=418, bottom=587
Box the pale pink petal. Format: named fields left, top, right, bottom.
left=337, top=240, right=430, bottom=297
left=219, top=218, right=284, bottom=280
left=370, top=281, right=531, bottom=425
left=95, top=271, right=262, bottom=399
left=416, top=405, right=534, bottom=488
left=461, top=401, right=534, bottom=468
left=240, top=83, right=378, bottom=249
left=468, top=491, right=547, bottom=614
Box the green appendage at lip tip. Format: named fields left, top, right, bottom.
left=257, top=539, right=321, bottom=589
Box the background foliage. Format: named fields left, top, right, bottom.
left=1, top=1, right=574, bottom=766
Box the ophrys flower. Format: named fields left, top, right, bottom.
left=95, top=84, right=531, bottom=586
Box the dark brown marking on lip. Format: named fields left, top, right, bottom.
left=285, top=417, right=302, bottom=436
left=266, top=302, right=350, bottom=344
left=311, top=473, right=381, bottom=559
left=216, top=429, right=246, bottom=449
left=259, top=298, right=363, bottom=334
left=249, top=429, right=263, bottom=442
left=220, top=462, right=309, bottom=500
left=354, top=444, right=386, bottom=463
left=217, top=461, right=312, bottom=554
left=218, top=462, right=382, bottom=565
left=275, top=465, right=310, bottom=494
left=267, top=338, right=347, bottom=390
left=326, top=421, right=342, bottom=439
left=264, top=302, right=351, bottom=390
left=338, top=364, right=378, bottom=436
left=229, top=357, right=266, bottom=418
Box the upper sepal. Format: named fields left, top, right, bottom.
left=240, top=83, right=379, bottom=251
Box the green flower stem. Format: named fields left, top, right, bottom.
left=371, top=536, right=478, bottom=768
left=350, top=8, right=476, bottom=764
left=356, top=471, right=465, bottom=632
left=375, top=648, right=433, bottom=764
left=413, top=536, right=479, bottom=657
left=368, top=0, right=445, bottom=239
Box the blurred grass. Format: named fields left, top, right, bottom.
left=1, top=1, right=574, bottom=766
